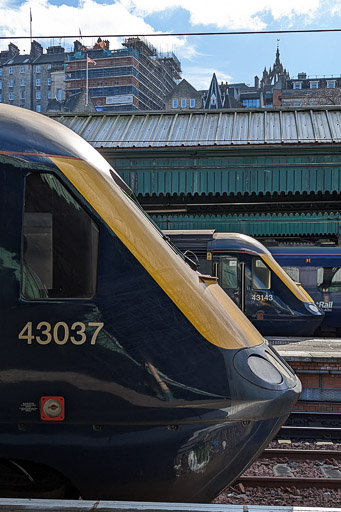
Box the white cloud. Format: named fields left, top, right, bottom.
left=122, top=0, right=322, bottom=29
left=0, top=0, right=190, bottom=54
left=183, top=65, right=232, bottom=90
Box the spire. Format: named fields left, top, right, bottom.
left=203, top=73, right=223, bottom=109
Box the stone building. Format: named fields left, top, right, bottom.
left=280, top=73, right=341, bottom=107
left=0, top=41, right=66, bottom=112
left=46, top=88, right=96, bottom=113
left=165, top=79, right=202, bottom=110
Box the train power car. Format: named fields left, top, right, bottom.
left=164, top=230, right=324, bottom=337
left=269, top=245, right=341, bottom=336
left=0, top=104, right=301, bottom=502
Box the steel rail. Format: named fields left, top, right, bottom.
left=235, top=475, right=341, bottom=489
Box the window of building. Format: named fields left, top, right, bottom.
left=57, top=88, right=62, bottom=101
left=0, top=69, right=2, bottom=76
left=252, top=258, right=271, bottom=290
left=20, top=66, right=25, bottom=73
left=317, top=267, right=341, bottom=292
left=36, top=105, right=41, bottom=112
left=293, top=82, right=302, bottom=89
left=9, top=67, right=14, bottom=74
left=48, top=90, right=51, bottom=99
left=48, top=64, right=52, bottom=70
left=294, top=102, right=301, bottom=107
left=189, top=98, right=195, bottom=108
left=36, top=78, right=41, bottom=87
left=327, top=80, right=336, bottom=89
left=172, top=99, right=178, bottom=109
left=48, top=78, right=51, bottom=86
left=309, top=81, right=319, bottom=89
left=36, top=91, right=41, bottom=100
left=21, top=79, right=25, bottom=86
left=36, top=65, right=41, bottom=73
left=242, top=99, right=261, bottom=108
left=21, top=173, right=99, bottom=299
left=21, top=91, right=25, bottom=100
left=181, top=98, right=186, bottom=108
left=9, top=92, right=14, bottom=101
left=9, top=79, right=14, bottom=87
left=0, top=81, right=2, bottom=89
left=0, top=94, right=2, bottom=102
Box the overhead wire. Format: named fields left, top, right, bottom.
left=2, top=27, right=341, bottom=40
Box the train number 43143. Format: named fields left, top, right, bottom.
left=18, top=321, right=104, bottom=345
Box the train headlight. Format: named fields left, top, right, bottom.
left=247, top=355, right=283, bottom=385
left=306, top=303, right=320, bottom=314
left=233, top=343, right=297, bottom=390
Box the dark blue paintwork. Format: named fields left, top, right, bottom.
left=270, top=246, right=341, bottom=335
left=209, top=237, right=324, bottom=336
left=0, top=105, right=301, bottom=502
left=164, top=232, right=324, bottom=337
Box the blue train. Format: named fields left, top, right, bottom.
left=165, top=230, right=324, bottom=337
left=269, top=245, right=341, bottom=336
left=0, top=105, right=301, bottom=502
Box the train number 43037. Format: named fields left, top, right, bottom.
left=18, top=321, right=104, bottom=345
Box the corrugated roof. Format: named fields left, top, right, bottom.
left=51, top=107, right=341, bottom=148
left=153, top=212, right=341, bottom=237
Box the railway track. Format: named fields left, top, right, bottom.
left=276, top=411, right=341, bottom=441
left=236, top=475, right=341, bottom=489
left=236, top=446, right=341, bottom=489
left=213, top=444, right=341, bottom=506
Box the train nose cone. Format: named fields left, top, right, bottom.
left=164, top=342, right=301, bottom=503
left=232, top=341, right=301, bottom=414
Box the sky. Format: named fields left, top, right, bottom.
left=1, top=0, right=341, bottom=89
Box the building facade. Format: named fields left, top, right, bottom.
left=281, top=73, right=341, bottom=107
left=0, top=41, right=65, bottom=112
left=165, top=79, right=202, bottom=110
left=65, top=37, right=182, bottom=112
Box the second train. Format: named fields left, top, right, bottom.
left=165, top=230, right=324, bottom=337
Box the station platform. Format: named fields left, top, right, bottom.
left=266, top=337, right=341, bottom=411
left=0, top=499, right=340, bottom=512
left=268, top=337, right=341, bottom=362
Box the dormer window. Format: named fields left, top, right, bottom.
left=172, top=99, right=178, bottom=109
left=293, top=82, right=302, bottom=89
left=309, top=81, right=318, bottom=89
left=327, top=80, right=336, bottom=89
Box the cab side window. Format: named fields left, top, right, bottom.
left=221, top=257, right=238, bottom=289
left=283, top=266, right=300, bottom=282
left=21, top=173, right=99, bottom=299
left=317, top=267, right=341, bottom=292
left=252, top=258, right=271, bottom=290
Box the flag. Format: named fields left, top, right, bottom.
left=87, top=56, right=96, bottom=65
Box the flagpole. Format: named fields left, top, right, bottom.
left=30, top=8, right=32, bottom=43
left=86, top=54, right=88, bottom=106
